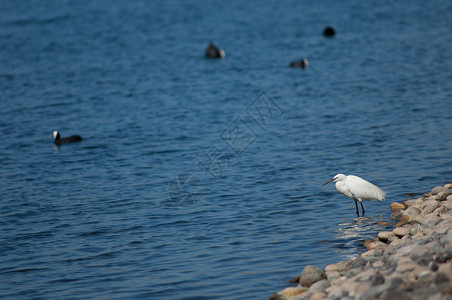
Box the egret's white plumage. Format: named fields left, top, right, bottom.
left=322, top=174, right=385, bottom=216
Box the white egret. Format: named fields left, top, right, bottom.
left=322, top=174, right=385, bottom=216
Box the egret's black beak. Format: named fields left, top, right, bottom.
left=322, top=178, right=334, bottom=186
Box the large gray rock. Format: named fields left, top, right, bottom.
left=298, top=265, right=327, bottom=287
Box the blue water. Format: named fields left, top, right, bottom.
left=1, top=0, right=452, bottom=299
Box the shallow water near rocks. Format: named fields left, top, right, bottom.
left=1, top=0, right=452, bottom=299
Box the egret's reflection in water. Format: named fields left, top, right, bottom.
left=334, top=215, right=388, bottom=260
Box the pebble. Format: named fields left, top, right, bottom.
left=437, top=250, right=452, bottom=264
left=396, top=216, right=411, bottom=226
left=378, top=231, right=395, bottom=243
left=308, top=279, right=330, bottom=292
left=390, top=202, right=405, bottom=210
left=298, top=265, right=326, bottom=287
left=310, top=291, right=327, bottom=300
left=345, top=267, right=362, bottom=278
left=431, top=185, right=444, bottom=195
left=373, top=260, right=384, bottom=268
left=403, top=206, right=421, bottom=217
left=433, top=205, right=447, bottom=215
left=360, top=249, right=375, bottom=259
left=325, top=285, right=347, bottom=299
left=329, top=275, right=345, bottom=287
left=443, top=195, right=452, bottom=205
left=435, top=272, right=449, bottom=284
left=393, top=227, right=411, bottom=237
left=437, top=262, right=452, bottom=277
left=442, top=228, right=452, bottom=244
left=436, top=189, right=452, bottom=201
left=349, top=257, right=368, bottom=270
left=421, top=214, right=440, bottom=228
left=421, top=199, right=440, bottom=213
left=429, top=261, right=439, bottom=271
left=269, top=287, right=307, bottom=300
left=352, top=268, right=377, bottom=282
left=433, top=219, right=452, bottom=235
left=270, top=185, right=452, bottom=300
left=396, top=261, right=416, bottom=273
left=324, top=260, right=351, bottom=273
left=377, top=221, right=396, bottom=227
left=387, top=235, right=400, bottom=244
left=325, top=270, right=340, bottom=281
left=356, top=282, right=373, bottom=294
left=401, top=234, right=412, bottom=243
left=404, top=198, right=423, bottom=207
left=442, top=284, right=452, bottom=295
left=391, top=210, right=403, bottom=219
left=366, top=241, right=387, bottom=251
left=362, top=239, right=374, bottom=248
left=384, top=291, right=411, bottom=300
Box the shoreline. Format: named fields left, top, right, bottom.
left=270, top=183, right=452, bottom=300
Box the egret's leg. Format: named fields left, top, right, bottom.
left=354, top=200, right=359, bottom=216
left=360, top=201, right=365, bottom=216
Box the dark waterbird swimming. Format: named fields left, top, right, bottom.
left=289, top=58, right=309, bottom=69
left=323, top=26, right=336, bottom=37
left=205, top=42, right=225, bottom=59
left=53, top=131, right=82, bottom=145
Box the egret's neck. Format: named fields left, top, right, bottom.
left=335, top=180, right=346, bottom=193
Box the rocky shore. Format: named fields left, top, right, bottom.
left=270, top=183, right=452, bottom=300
